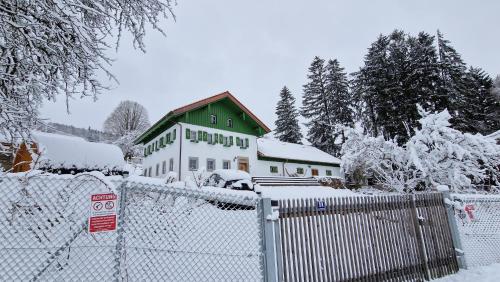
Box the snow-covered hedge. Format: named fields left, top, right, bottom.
left=342, top=106, right=500, bottom=192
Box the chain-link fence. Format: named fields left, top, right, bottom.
left=0, top=174, right=264, bottom=281
left=451, top=194, right=500, bottom=268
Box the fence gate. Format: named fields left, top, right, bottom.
left=276, top=194, right=459, bottom=282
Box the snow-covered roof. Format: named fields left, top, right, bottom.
left=257, top=138, right=341, bottom=165
left=32, top=131, right=125, bottom=171
left=212, top=169, right=251, bottom=181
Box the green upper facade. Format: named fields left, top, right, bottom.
left=135, top=91, right=271, bottom=144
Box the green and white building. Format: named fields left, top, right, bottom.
left=135, top=92, right=341, bottom=180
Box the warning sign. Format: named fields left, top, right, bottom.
left=89, top=193, right=117, bottom=233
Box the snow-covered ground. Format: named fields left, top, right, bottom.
left=433, top=263, right=500, bottom=282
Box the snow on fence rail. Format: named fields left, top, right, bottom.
left=275, top=194, right=459, bottom=281
left=451, top=194, right=500, bottom=268
left=0, top=174, right=264, bottom=281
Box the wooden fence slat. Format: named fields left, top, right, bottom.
left=319, top=198, right=333, bottom=282
left=398, top=195, right=418, bottom=281
left=336, top=197, right=348, bottom=281
left=389, top=195, right=409, bottom=281
left=362, top=196, right=377, bottom=282
left=329, top=197, right=341, bottom=281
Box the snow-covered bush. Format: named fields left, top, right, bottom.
left=407, top=106, right=500, bottom=191
left=341, top=106, right=500, bottom=192
left=341, top=128, right=416, bottom=191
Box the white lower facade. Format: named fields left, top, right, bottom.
left=253, top=160, right=341, bottom=178
left=142, top=122, right=341, bottom=180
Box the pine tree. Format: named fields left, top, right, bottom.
left=407, top=32, right=441, bottom=112
left=436, top=30, right=468, bottom=121
left=351, top=34, right=391, bottom=138
left=457, top=67, right=498, bottom=134
left=302, top=56, right=336, bottom=154
left=324, top=59, right=354, bottom=155
left=274, top=86, right=303, bottom=144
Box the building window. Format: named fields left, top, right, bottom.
left=311, top=169, right=319, bottom=176
left=227, top=118, right=233, bottom=128
left=148, top=167, right=152, bottom=177
left=223, top=160, right=231, bottom=169
left=173, top=129, right=176, bottom=140
left=156, top=163, right=160, bottom=176
left=143, top=169, right=147, bottom=176
left=270, top=166, right=278, bottom=173
left=297, top=167, right=304, bottom=174
left=185, top=128, right=191, bottom=139
left=326, top=170, right=332, bottom=176
left=236, top=137, right=241, bottom=146
left=189, top=157, right=199, bottom=171
left=191, top=130, right=197, bottom=141
left=210, top=114, right=217, bottom=124
left=162, top=161, right=167, bottom=174
left=208, top=134, right=213, bottom=144
left=207, top=158, right=216, bottom=171
left=169, top=158, right=174, bottom=172
left=159, top=137, right=165, bottom=147
left=224, top=136, right=228, bottom=146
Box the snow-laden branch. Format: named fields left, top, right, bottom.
left=0, top=0, right=175, bottom=142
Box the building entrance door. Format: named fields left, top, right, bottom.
left=237, top=157, right=249, bottom=172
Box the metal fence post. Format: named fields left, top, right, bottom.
left=442, top=191, right=468, bottom=269
left=113, top=180, right=129, bottom=281
left=272, top=200, right=283, bottom=282
left=260, top=197, right=278, bottom=282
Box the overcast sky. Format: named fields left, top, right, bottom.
left=40, top=0, right=500, bottom=132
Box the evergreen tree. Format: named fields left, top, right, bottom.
left=407, top=32, right=441, bottom=112
left=274, top=86, right=303, bottom=144
left=436, top=30, right=468, bottom=119
left=302, top=56, right=336, bottom=154
left=457, top=67, right=498, bottom=134
left=351, top=34, right=391, bottom=138
left=324, top=59, right=354, bottom=155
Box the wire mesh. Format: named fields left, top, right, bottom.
left=452, top=195, right=500, bottom=267
left=0, top=174, right=264, bottom=281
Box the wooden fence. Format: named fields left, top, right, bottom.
left=276, top=193, right=458, bottom=281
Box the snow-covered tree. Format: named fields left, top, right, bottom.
left=407, top=106, right=500, bottom=191
left=324, top=59, right=354, bottom=155
left=341, top=128, right=412, bottom=191
left=456, top=67, right=498, bottom=135
left=351, top=34, right=390, bottom=138
left=0, top=0, right=175, bottom=144
left=274, top=86, right=302, bottom=144
left=104, top=101, right=150, bottom=160
left=302, top=56, right=336, bottom=154
left=342, top=106, right=500, bottom=192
